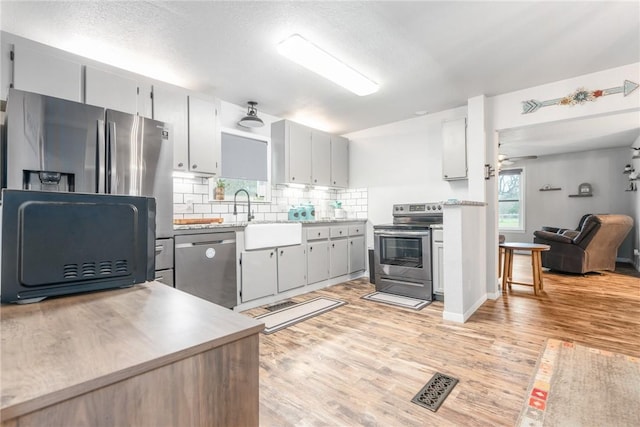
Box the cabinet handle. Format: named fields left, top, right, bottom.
left=177, top=162, right=184, bottom=167
left=292, top=176, right=295, bottom=181
left=270, top=252, right=274, bottom=258
left=280, top=250, right=284, bottom=256
left=333, top=181, right=336, bottom=184
left=317, top=232, right=321, bottom=236
left=332, top=243, right=335, bottom=248
left=339, top=231, right=343, bottom=235
left=314, top=179, right=317, bottom=183
left=309, top=246, right=313, bottom=251
left=350, top=241, right=353, bottom=245
left=192, top=164, right=198, bottom=169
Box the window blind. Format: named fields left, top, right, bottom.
left=221, top=132, right=268, bottom=181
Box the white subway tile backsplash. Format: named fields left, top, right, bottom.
left=173, top=177, right=368, bottom=222
left=174, top=203, right=193, bottom=214
left=193, top=184, right=208, bottom=194
left=174, top=183, right=193, bottom=194
left=193, top=204, right=212, bottom=214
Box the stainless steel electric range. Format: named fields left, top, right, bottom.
left=373, top=202, right=443, bottom=300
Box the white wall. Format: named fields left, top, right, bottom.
left=500, top=146, right=635, bottom=259
left=346, top=106, right=468, bottom=245
left=487, top=62, right=640, bottom=278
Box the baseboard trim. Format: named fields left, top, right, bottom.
left=443, top=294, right=487, bottom=323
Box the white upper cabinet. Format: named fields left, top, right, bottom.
left=12, top=45, right=82, bottom=102
left=153, top=85, right=189, bottom=171
left=442, top=117, right=467, bottom=180
left=330, top=135, right=349, bottom=188
left=311, top=130, right=331, bottom=186
left=85, top=66, right=138, bottom=114
left=272, top=119, right=349, bottom=187
left=188, top=96, right=220, bottom=175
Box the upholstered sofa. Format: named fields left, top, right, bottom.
left=533, top=214, right=633, bottom=274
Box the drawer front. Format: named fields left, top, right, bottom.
left=348, top=224, right=364, bottom=236
left=330, top=226, right=349, bottom=239
left=306, top=227, right=330, bottom=241
left=155, top=269, right=174, bottom=286
left=432, top=229, right=444, bottom=242
left=155, top=238, right=174, bottom=270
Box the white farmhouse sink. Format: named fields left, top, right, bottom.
left=244, top=223, right=302, bottom=250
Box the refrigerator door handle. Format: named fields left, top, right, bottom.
left=106, top=121, right=117, bottom=194
left=97, top=119, right=106, bottom=193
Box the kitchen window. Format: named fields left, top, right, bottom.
left=498, top=168, right=524, bottom=231
left=209, top=129, right=271, bottom=202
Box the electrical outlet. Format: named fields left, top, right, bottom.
left=634, top=249, right=640, bottom=257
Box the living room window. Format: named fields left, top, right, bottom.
left=498, top=168, right=524, bottom=231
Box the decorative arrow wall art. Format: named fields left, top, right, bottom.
left=521, top=80, right=639, bottom=114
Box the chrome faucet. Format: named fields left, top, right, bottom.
left=233, top=189, right=254, bottom=222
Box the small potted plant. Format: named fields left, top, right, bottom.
left=215, top=179, right=226, bottom=201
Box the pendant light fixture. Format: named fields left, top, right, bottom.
left=238, top=101, right=264, bottom=128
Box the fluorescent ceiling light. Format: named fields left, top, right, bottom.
left=277, top=34, right=379, bottom=96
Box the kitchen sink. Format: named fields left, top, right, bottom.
left=244, top=223, right=302, bottom=250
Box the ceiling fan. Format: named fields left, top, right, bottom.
left=498, top=154, right=538, bottom=166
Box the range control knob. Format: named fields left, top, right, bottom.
left=399, top=206, right=404, bottom=211
left=437, top=205, right=442, bottom=210
left=427, top=205, right=431, bottom=210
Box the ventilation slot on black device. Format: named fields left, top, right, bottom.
left=115, top=260, right=128, bottom=274
left=81, top=262, right=96, bottom=277
left=99, top=261, right=112, bottom=275
left=63, top=264, right=79, bottom=279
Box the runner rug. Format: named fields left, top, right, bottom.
left=361, top=291, right=431, bottom=310
left=517, top=338, right=640, bottom=427
left=253, top=297, right=346, bottom=334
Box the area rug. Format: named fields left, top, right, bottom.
left=517, top=338, right=640, bottom=427
left=253, top=297, right=347, bottom=334
left=361, top=292, right=431, bottom=310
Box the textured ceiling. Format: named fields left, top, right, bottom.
left=1, top=1, right=639, bottom=137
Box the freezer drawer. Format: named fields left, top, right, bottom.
left=155, top=238, right=174, bottom=271
left=174, top=232, right=237, bottom=309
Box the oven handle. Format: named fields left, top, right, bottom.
left=374, top=230, right=431, bottom=237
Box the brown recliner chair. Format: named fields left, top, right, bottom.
left=533, top=214, right=633, bottom=274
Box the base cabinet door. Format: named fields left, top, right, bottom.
left=241, top=250, right=277, bottom=302
left=329, top=239, right=349, bottom=278
left=349, top=236, right=366, bottom=273
left=277, top=245, right=307, bottom=292
left=307, top=241, right=329, bottom=284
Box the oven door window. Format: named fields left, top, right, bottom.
left=379, top=236, right=423, bottom=268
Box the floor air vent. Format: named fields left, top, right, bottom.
left=411, top=372, right=459, bottom=412
left=266, top=300, right=297, bottom=312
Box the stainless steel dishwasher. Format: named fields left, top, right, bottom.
left=174, top=231, right=237, bottom=308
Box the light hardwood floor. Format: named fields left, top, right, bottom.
left=244, top=255, right=640, bottom=426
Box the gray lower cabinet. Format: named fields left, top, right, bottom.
left=348, top=236, right=366, bottom=273
left=277, top=245, right=307, bottom=292
left=241, top=249, right=278, bottom=302
left=307, top=241, right=329, bottom=284
left=241, top=245, right=307, bottom=302
left=329, top=239, right=349, bottom=278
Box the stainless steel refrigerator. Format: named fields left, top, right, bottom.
left=4, top=88, right=173, bottom=238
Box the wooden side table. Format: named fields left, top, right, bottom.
left=500, top=242, right=550, bottom=296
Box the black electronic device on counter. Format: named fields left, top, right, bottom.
left=0, top=189, right=156, bottom=303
